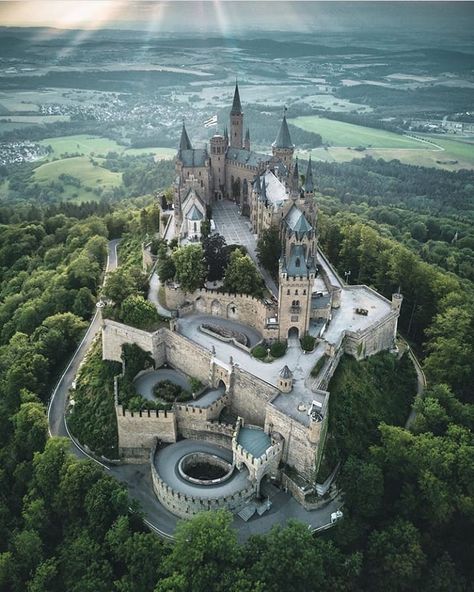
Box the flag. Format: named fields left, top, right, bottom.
left=203, top=115, right=218, bottom=128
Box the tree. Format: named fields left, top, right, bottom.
left=172, top=244, right=206, bottom=293
left=159, top=511, right=240, bottom=592
left=202, top=233, right=228, bottom=282
left=256, top=227, right=281, bottom=277
left=120, top=295, right=159, bottom=329
left=157, top=252, right=176, bottom=283
left=223, top=249, right=264, bottom=297
left=366, top=519, right=425, bottom=592
left=340, top=456, right=384, bottom=520
left=11, top=402, right=48, bottom=462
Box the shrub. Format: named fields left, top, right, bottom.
left=189, top=377, right=203, bottom=393
left=153, top=379, right=190, bottom=402
left=311, top=354, right=328, bottom=377
left=300, top=334, right=316, bottom=352
left=252, top=344, right=267, bottom=359
left=270, top=340, right=287, bottom=358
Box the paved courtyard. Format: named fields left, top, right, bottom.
left=212, top=200, right=278, bottom=296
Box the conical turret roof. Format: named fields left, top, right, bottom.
left=279, top=365, right=293, bottom=379
left=179, top=122, right=192, bottom=151
left=273, top=114, right=293, bottom=149
left=231, top=82, right=242, bottom=114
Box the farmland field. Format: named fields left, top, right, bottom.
left=290, top=116, right=423, bottom=148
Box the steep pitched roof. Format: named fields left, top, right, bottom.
left=284, top=204, right=313, bottom=235
left=179, top=148, right=208, bottom=167
left=231, top=82, right=242, bottom=115
left=292, top=158, right=299, bottom=182
left=186, top=204, right=204, bottom=221
left=279, top=365, right=293, bottom=379
left=179, top=122, right=192, bottom=151
left=226, top=148, right=268, bottom=168
left=273, top=114, right=293, bottom=149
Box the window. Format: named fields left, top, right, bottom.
left=303, top=289, right=306, bottom=295
left=287, top=289, right=290, bottom=295
left=295, top=257, right=301, bottom=267
left=295, top=289, right=298, bottom=296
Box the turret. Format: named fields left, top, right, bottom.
left=303, top=155, right=314, bottom=199
left=229, top=82, right=243, bottom=149
left=244, top=128, right=250, bottom=151
left=272, top=109, right=294, bottom=169
left=278, top=365, right=293, bottom=393
left=210, top=134, right=227, bottom=200
left=391, top=289, right=403, bottom=314
left=291, top=158, right=300, bottom=198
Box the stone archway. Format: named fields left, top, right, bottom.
left=227, top=302, right=239, bottom=320
left=211, top=299, right=222, bottom=317
left=195, top=296, right=207, bottom=313
left=288, top=326, right=299, bottom=339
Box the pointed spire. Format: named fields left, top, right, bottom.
left=254, top=173, right=261, bottom=193
left=273, top=108, right=293, bottom=149
left=304, top=155, right=314, bottom=193
left=245, top=128, right=250, bottom=141
left=179, top=121, right=192, bottom=151
left=231, top=81, right=242, bottom=115
left=261, top=174, right=267, bottom=205
left=224, top=126, right=228, bottom=140
left=292, top=158, right=299, bottom=182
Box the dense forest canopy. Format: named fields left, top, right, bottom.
left=0, top=147, right=472, bottom=590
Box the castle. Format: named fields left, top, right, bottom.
left=100, top=85, right=403, bottom=525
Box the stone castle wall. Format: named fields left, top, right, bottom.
left=232, top=366, right=278, bottom=426
left=164, top=285, right=277, bottom=338
left=115, top=405, right=178, bottom=460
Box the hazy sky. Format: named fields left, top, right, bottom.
left=0, top=1, right=472, bottom=35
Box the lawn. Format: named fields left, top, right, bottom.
left=39, top=134, right=125, bottom=158
left=33, top=156, right=122, bottom=202
left=290, top=116, right=423, bottom=148
left=38, top=134, right=175, bottom=161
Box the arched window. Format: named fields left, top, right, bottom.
left=287, top=289, right=290, bottom=295
left=295, top=289, right=298, bottom=296
left=295, top=257, right=301, bottom=268
left=303, top=289, right=307, bottom=295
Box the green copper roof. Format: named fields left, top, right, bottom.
left=230, top=82, right=242, bottom=114
left=274, top=115, right=293, bottom=149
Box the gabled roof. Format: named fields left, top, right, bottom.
left=179, top=122, right=192, bottom=151
left=273, top=114, right=293, bottom=149
left=226, top=148, right=268, bottom=168
left=284, top=204, right=313, bottom=234
left=231, top=82, right=242, bottom=115
left=179, top=148, right=208, bottom=168
left=256, top=170, right=288, bottom=208
left=186, top=205, right=204, bottom=221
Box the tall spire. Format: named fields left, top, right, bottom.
left=304, top=155, right=314, bottom=193
left=231, top=81, right=242, bottom=115
left=291, top=158, right=299, bottom=197
left=273, top=108, right=293, bottom=149
left=244, top=127, right=250, bottom=150
left=179, top=121, right=192, bottom=152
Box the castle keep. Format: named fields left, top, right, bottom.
left=101, top=85, right=402, bottom=522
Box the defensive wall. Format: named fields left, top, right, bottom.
left=151, top=440, right=255, bottom=520
left=164, top=284, right=278, bottom=339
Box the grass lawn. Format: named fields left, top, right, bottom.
left=38, top=134, right=125, bottom=158
left=33, top=156, right=122, bottom=202
left=290, top=116, right=423, bottom=149
left=124, top=147, right=176, bottom=159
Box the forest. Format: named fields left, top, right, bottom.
left=0, top=148, right=472, bottom=590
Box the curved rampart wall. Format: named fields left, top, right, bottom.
left=151, top=444, right=255, bottom=520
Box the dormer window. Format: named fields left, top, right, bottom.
left=295, top=257, right=301, bottom=268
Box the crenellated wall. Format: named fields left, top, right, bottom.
left=115, top=405, right=178, bottom=460
left=164, top=284, right=277, bottom=337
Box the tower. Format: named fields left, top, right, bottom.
left=272, top=109, right=294, bottom=169
left=209, top=134, right=227, bottom=200
left=278, top=204, right=317, bottom=340
left=278, top=365, right=293, bottom=393
left=229, top=82, right=243, bottom=149
left=291, top=158, right=300, bottom=198
left=244, top=128, right=250, bottom=151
